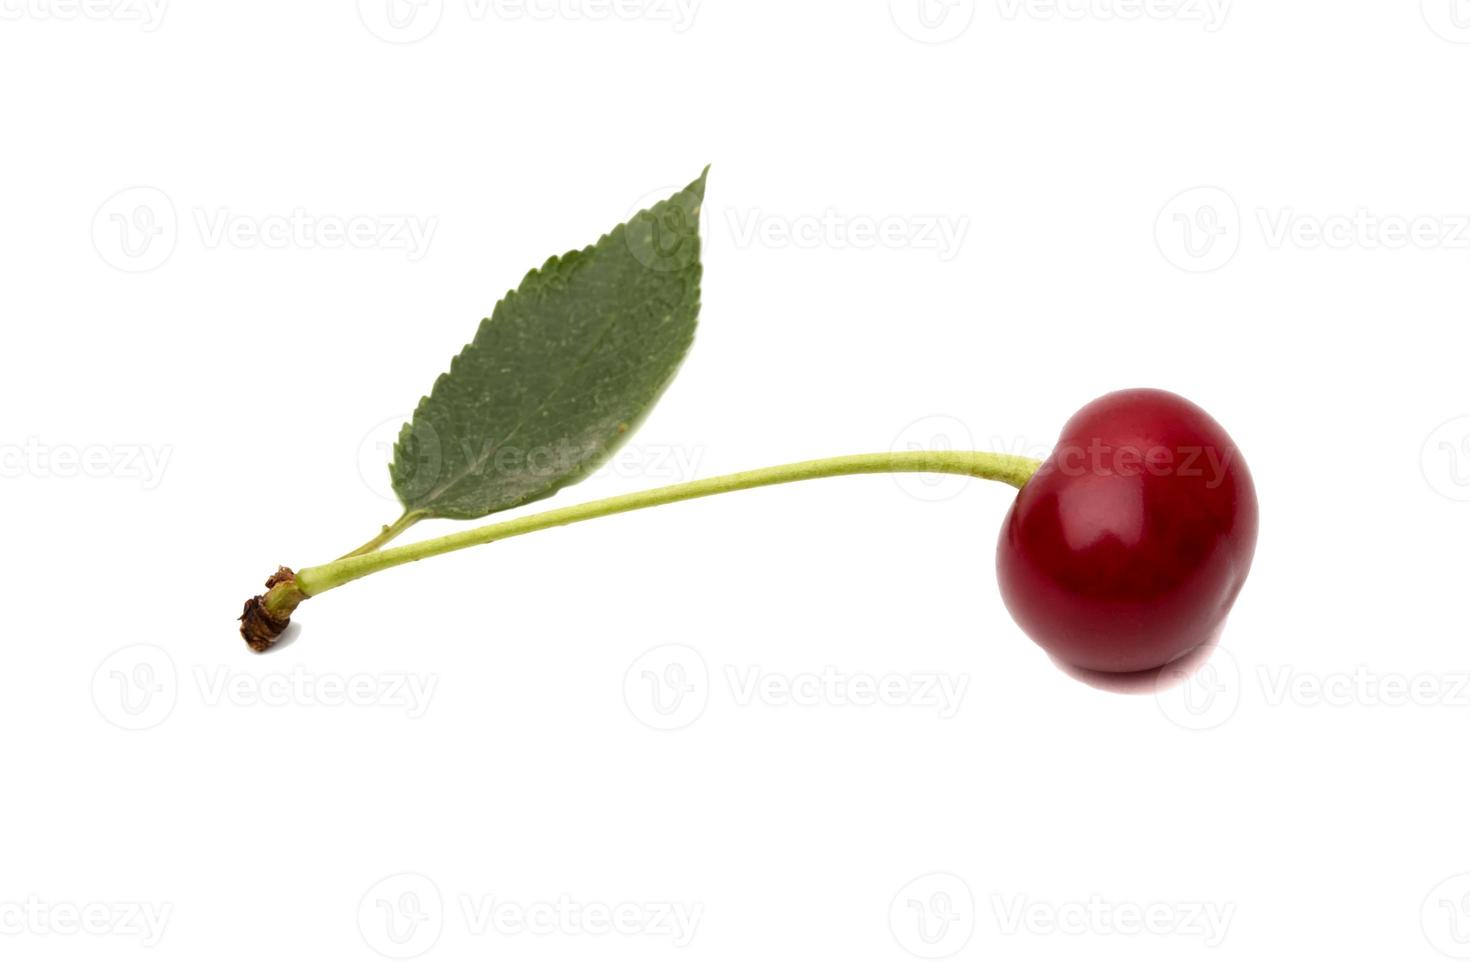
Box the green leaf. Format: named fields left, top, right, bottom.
left=391, top=168, right=708, bottom=521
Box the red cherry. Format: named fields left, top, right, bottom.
left=996, top=389, right=1258, bottom=674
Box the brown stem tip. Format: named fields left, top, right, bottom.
left=239, top=567, right=304, bottom=653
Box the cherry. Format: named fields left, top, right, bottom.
left=996, top=389, right=1258, bottom=675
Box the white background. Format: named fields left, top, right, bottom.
left=3, top=0, right=1470, bottom=975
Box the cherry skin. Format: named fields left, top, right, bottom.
left=996, top=389, right=1258, bottom=675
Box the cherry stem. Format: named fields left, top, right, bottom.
left=289, top=450, right=1040, bottom=601
left=335, top=511, right=425, bottom=560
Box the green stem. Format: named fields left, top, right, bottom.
left=336, top=511, right=424, bottom=560
left=294, top=450, right=1040, bottom=598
